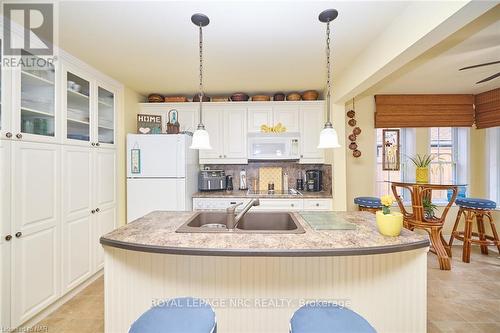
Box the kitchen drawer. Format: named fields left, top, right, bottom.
left=252, top=199, right=303, bottom=211
left=303, top=199, right=332, bottom=210
left=193, top=198, right=250, bottom=210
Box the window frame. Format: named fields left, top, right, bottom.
left=487, top=127, right=500, bottom=206
left=428, top=127, right=469, bottom=204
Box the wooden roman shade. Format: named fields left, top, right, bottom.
left=374, top=94, right=474, bottom=128
left=474, top=88, right=500, bottom=129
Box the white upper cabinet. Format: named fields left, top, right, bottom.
left=199, top=106, right=247, bottom=164
left=248, top=107, right=273, bottom=132
left=248, top=104, right=299, bottom=133
left=272, top=105, right=300, bottom=132
left=96, top=84, right=116, bottom=146
left=65, top=68, right=92, bottom=145
left=299, top=105, right=325, bottom=164
left=12, top=52, right=58, bottom=143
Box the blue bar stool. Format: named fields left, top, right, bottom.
left=354, top=197, right=381, bottom=214
left=449, top=198, right=499, bottom=263
left=129, top=297, right=216, bottom=333
left=290, top=302, right=376, bottom=333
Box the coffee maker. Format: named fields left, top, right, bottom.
left=305, top=170, right=322, bottom=192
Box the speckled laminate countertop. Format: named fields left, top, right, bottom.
left=100, top=211, right=429, bottom=256
left=193, top=190, right=332, bottom=199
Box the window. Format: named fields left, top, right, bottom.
left=487, top=127, right=500, bottom=204
left=429, top=127, right=468, bottom=201
left=375, top=128, right=415, bottom=198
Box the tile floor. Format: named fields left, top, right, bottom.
left=34, top=246, right=499, bottom=333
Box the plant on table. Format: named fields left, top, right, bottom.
left=408, top=154, right=436, bottom=183
left=376, top=195, right=403, bottom=237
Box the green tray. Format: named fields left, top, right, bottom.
left=299, top=212, right=357, bottom=230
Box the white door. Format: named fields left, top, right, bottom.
left=224, top=108, right=247, bottom=161
left=127, top=134, right=181, bottom=178
left=62, top=146, right=93, bottom=292
left=175, top=106, right=198, bottom=133
left=0, top=139, right=12, bottom=329
left=11, top=142, right=60, bottom=326
left=248, top=107, right=273, bottom=132
left=127, top=178, right=185, bottom=222
left=199, top=108, right=223, bottom=160
left=273, top=105, right=300, bottom=132
left=95, top=83, right=116, bottom=147
left=93, top=148, right=116, bottom=270
left=94, top=206, right=115, bottom=270
left=300, top=106, right=325, bottom=163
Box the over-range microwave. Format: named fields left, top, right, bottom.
left=248, top=133, right=300, bottom=160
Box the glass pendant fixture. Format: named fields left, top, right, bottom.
left=317, top=9, right=341, bottom=149
left=190, top=13, right=212, bottom=150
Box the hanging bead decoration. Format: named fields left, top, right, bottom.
left=347, top=97, right=362, bottom=158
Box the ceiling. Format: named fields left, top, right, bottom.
left=373, top=5, right=500, bottom=95
left=58, top=1, right=409, bottom=96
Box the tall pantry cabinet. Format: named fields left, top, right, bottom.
left=0, top=46, right=121, bottom=328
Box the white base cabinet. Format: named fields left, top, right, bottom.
left=193, top=197, right=332, bottom=211
left=1, top=141, right=117, bottom=328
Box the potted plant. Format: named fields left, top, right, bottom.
left=408, top=154, right=435, bottom=183
left=375, top=195, right=404, bottom=236
left=422, top=197, right=437, bottom=219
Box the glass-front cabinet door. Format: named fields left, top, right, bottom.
left=18, top=52, right=56, bottom=140
left=66, top=71, right=91, bottom=143
left=97, top=86, right=115, bottom=145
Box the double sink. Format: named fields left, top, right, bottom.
left=176, top=212, right=305, bottom=234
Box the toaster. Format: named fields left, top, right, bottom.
left=198, top=170, right=226, bottom=191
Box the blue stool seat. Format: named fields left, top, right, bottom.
left=290, top=302, right=376, bottom=333
left=455, top=198, right=496, bottom=210
left=129, top=297, right=216, bottom=333
left=354, top=196, right=382, bottom=208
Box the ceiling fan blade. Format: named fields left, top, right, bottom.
left=476, top=71, right=500, bottom=84
left=460, top=60, right=500, bottom=71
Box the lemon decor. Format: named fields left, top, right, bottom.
left=408, top=154, right=435, bottom=183
left=376, top=195, right=403, bottom=236
left=260, top=123, right=287, bottom=133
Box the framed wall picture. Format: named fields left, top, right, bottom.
left=137, top=114, right=162, bottom=134
left=382, top=129, right=400, bottom=171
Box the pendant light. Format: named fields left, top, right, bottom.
left=317, top=9, right=341, bottom=149
left=190, top=13, right=212, bottom=150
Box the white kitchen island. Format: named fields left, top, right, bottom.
left=101, top=211, right=429, bottom=333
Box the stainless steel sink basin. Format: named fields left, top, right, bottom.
left=176, top=212, right=305, bottom=234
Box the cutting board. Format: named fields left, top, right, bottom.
left=259, top=167, right=282, bottom=192
left=299, top=212, right=357, bottom=230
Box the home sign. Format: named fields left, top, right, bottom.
left=137, top=114, right=162, bottom=134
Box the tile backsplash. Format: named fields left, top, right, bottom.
left=202, top=162, right=332, bottom=194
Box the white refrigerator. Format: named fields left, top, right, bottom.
left=126, top=134, right=198, bottom=222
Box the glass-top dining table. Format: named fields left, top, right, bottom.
left=387, top=181, right=467, bottom=270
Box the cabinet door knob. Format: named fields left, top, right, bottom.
left=91, top=142, right=96, bottom=146
left=5, top=132, right=12, bottom=138
left=15, top=232, right=22, bottom=238
left=224, top=155, right=227, bottom=158
left=91, top=209, right=96, bottom=214
left=316, top=203, right=320, bottom=207
left=16, top=133, right=22, bottom=139
left=219, top=155, right=222, bottom=158
left=291, top=203, right=295, bottom=207
left=300, top=155, right=304, bottom=158
left=5, top=235, right=12, bottom=241
left=96, top=208, right=100, bottom=213
left=96, top=142, right=100, bottom=147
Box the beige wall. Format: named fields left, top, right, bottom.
left=345, top=94, right=499, bottom=236
left=117, top=87, right=144, bottom=226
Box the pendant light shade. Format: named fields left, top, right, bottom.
left=317, top=9, right=341, bottom=149
left=318, top=126, right=340, bottom=149
left=189, top=13, right=212, bottom=150
left=190, top=125, right=212, bottom=150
